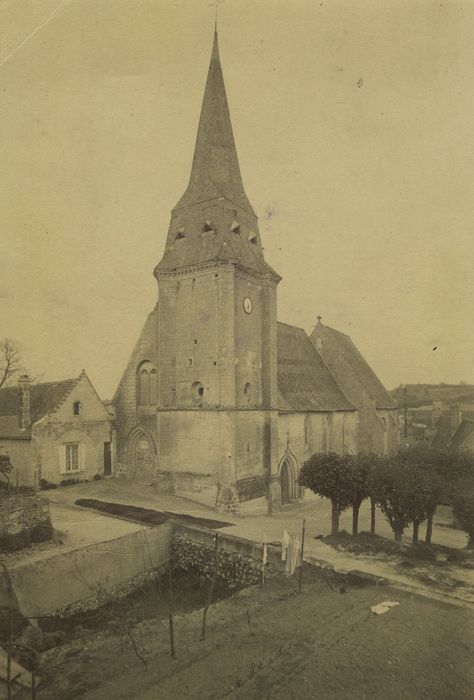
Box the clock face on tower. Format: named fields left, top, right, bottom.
left=243, top=297, right=253, bottom=314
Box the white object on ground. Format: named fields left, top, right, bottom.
left=371, top=601, right=400, bottom=615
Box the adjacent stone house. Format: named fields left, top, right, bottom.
left=0, top=372, right=114, bottom=486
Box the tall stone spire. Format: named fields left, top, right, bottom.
left=155, top=29, right=280, bottom=280
left=174, top=29, right=255, bottom=216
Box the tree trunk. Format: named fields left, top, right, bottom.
left=352, top=504, right=360, bottom=536
left=425, top=506, right=437, bottom=544
left=394, top=528, right=403, bottom=543
left=412, top=520, right=420, bottom=545
left=370, top=498, right=376, bottom=535
left=331, top=503, right=339, bottom=535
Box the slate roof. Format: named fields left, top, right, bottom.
left=277, top=322, right=355, bottom=412
left=310, top=321, right=395, bottom=411
left=174, top=30, right=255, bottom=216
left=450, top=420, right=474, bottom=451
left=0, top=378, right=78, bottom=439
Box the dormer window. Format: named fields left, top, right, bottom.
left=73, top=401, right=81, bottom=416
left=175, top=228, right=186, bottom=240
left=202, top=220, right=214, bottom=232
left=248, top=232, right=257, bottom=245
left=230, top=220, right=240, bottom=234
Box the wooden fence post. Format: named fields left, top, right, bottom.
left=201, top=533, right=219, bottom=641
left=298, top=519, right=306, bottom=593
left=168, top=565, right=176, bottom=659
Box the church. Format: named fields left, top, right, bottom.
left=113, top=30, right=399, bottom=511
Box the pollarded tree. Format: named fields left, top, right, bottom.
left=368, top=458, right=429, bottom=542
left=452, top=485, right=474, bottom=548
left=396, top=447, right=474, bottom=543
left=343, top=453, right=375, bottom=536
left=298, top=453, right=353, bottom=535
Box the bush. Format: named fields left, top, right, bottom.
left=0, top=482, right=35, bottom=494
left=59, top=478, right=89, bottom=487
left=93, top=473, right=102, bottom=481
left=29, top=521, right=54, bottom=544
left=0, top=520, right=54, bottom=554
left=323, top=531, right=401, bottom=556
left=0, top=529, right=31, bottom=553
left=402, top=543, right=437, bottom=562
left=39, top=478, right=58, bottom=490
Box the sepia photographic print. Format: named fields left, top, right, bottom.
left=1, top=1, right=473, bottom=698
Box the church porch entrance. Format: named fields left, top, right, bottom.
left=127, top=428, right=156, bottom=480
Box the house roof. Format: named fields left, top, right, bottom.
left=277, top=322, right=355, bottom=412
left=450, top=420, right=474, bottom=451
left=310, top=321, right=396, bottom=410
left=431, top=413, right=454, bottom=449
left=0, top=377, right=78, bottom=439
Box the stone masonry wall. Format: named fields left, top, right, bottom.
left=0, top=491, right=50, bottom=535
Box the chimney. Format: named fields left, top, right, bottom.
left=18, top=374, right=31, bottom=430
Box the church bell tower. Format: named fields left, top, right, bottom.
left=153, top=30, right=282, bottom=509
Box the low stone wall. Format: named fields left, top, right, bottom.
left=173, top=521, right=285, bottom=573
left=5, top=522, right=173, bottom=618
left=0, top=490, right=50, bottom=535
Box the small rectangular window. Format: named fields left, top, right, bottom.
left=65, top=443, right=79, bottom=471
left=73, top=401, right=81, bottom=415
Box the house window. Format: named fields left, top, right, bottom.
left=73, top=401, right=81, bottom=415
left=65, top=443, right=79, bottom=471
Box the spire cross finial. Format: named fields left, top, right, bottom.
left=208, top=0, right=228, bottom=30
left=317, top=315, right=322, bottom=322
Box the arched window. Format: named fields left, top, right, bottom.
left=137, top=361, right=157, bottom=406
left=150, top=369, right=157, bottom=405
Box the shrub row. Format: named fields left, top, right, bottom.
left=0, top=521, right=54, bottom=554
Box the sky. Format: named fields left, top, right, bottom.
left=1, top=0, right=474, bottom=398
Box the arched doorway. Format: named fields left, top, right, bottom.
left=279, top=452, right=298, bottom=505
left=280, top=459, right=291, bottom=505
left=127, top=428, right=156, bottom=479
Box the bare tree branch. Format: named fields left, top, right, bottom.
left=0, top=338, right=21, bottom=389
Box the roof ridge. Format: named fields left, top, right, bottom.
left=277, top=320, right=306, bottom=333
left=45, top=375, right=81, bottom=416
left=317, top=323, right=352, bottom=340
